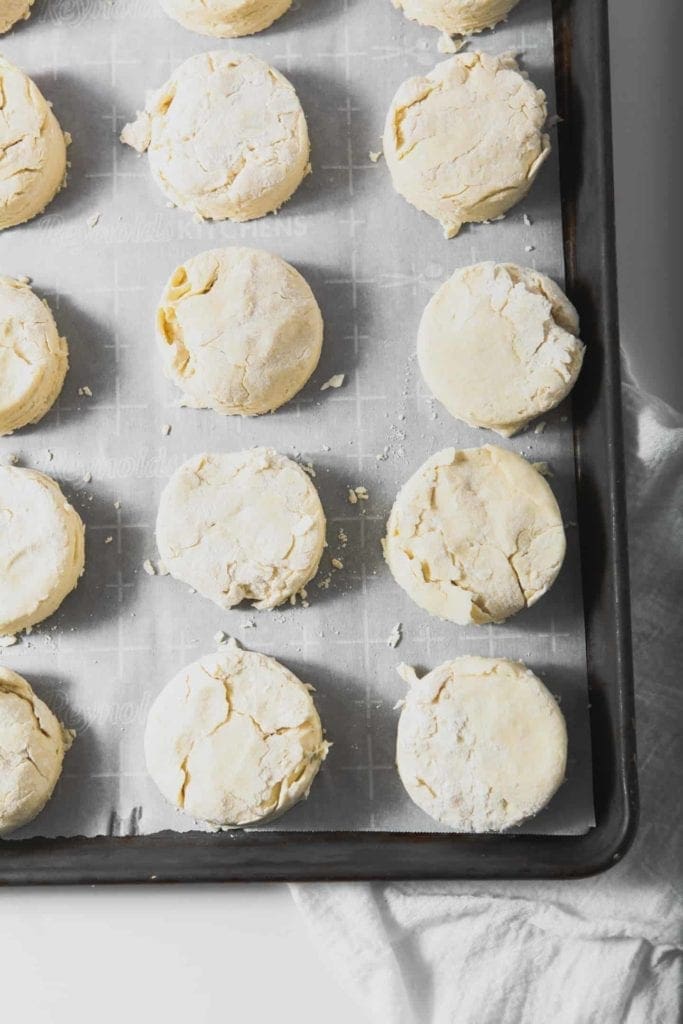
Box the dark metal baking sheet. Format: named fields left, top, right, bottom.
left=0, top=0, right=637, bottom=882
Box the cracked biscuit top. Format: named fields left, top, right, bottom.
left=156, top=448, right=326, bottom=611
left=121, top=51, right=310, bottom=222
left=158, top=0, right=293, bottom=38
left=0, top=0, right=35, bottom=34
left=391, top=0, right=520, bottom=36
left=144, top=642, right=328, bottom=828
left=0, top=667, right=73, bottom=836
left=382, top=52, right=550, bottom=238
left=396, top=656, right=567, bottom=832
left=0, top=276, right=69, bottom=436
left=383, top=445, right=566, bottom=625
left=0, top=57, right=68, bottom=231
left=418, top=262, right=585, bottom=436
left=156, top=247, right=323, bottom=416
left=0, top=466, right=85, bottom=636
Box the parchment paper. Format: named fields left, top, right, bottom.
left=2, top=0, right=594, bottom=838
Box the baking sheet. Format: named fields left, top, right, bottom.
left=1, top=0, right=594, bottom=838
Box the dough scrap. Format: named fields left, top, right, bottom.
left=383, top=52, right=550, bottom=237
left=0, top=667, right=72, bottom=836
left=156, top=247, right=323, bottom=416
left=156, top=448, right=326, bottom=610
left=0, top=466, right=85, bottom=635
left=0, top=0, right=34, bottom=33
left=0, top=276, right=69, bottom=435
left=158, top=0, right=292, bottom=37
left=121, top=52, right=310, bottom=222
left=396, top=656, right=567, bottom=831
left=418, top=262, right=585, bottom=435
left=391, top=0, right=520, bottom=35
left=0, top=57, right=68, bottom=230
left=383, top=445, right=565, bottom=625
left=145, top=643, right=328, bottom=827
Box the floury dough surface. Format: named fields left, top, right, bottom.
left=383, top=52, right=550, bottom=238
left=121, top=52, right=310, bottom=222
left=0, top=0, right=34, bottom=33
left=156, top=448, right=326, bottom=610
left=0, top=466, right=85, bottom=636
left=384, top=445, right=566, bottom=625
left=0, top=57, right=68, bottom=230
left=418, top=262, right=585, bottom=435
left=156, top=247, right=323, bottom=416
left=391, top=0, right=520, bottom=35
left=396, top=657, right=567, bottom=831
left=158, top=0, right=292, bottom=37
left=0, top=277, right=69, bottom=435
left=0, top=668, right=72, bottom=837
left=145, top=642, right=328, bottom=827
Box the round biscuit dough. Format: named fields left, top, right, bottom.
left=0, top=276, right=69, bottom=435
left=396, top=656, right=567, bottom=831
left=157, top=247, right=323, bottom=416
left=391, top=0, right=520, bottom=35
left=383, top=445, right=566, bottom=625
left=418, top=262, right=585, bottom=436
left=0, top=667, right=73, bottom=837
left=145, top=642, right=328, bottom=827
left=0, top=466, right=85, bottom=636
left=0, top=0, right=35, bottom=33
left=156, top=448, right=326, bottom=610
left=121, top=52, right=310, bottom=222
left=383, top=52, right=550, bottom=238
left=158, top=0, right=292, bottom=37
left=0, top=58, right=68, bottom=231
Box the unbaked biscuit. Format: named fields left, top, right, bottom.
left=158, top=0, right=292, bottom=37
left=383, top=445, right=565, bottom=625
left=145, top=642, right=328, bottom=827
left=0, top=277, right=69, bottom=435
left=156, top=448, right=326, bottom=610
left=391, top=0, right=520, bottom=36
left=396, top=656, right=567, bottom=831
left=418, top=262, right=585, bottom=435
left=383, top=52, right=550, bottom=237
left=0, top=0, right=34, bottom=33
left=0, top=467, right=85, bottom=636
left=157, top=248, right=323, bottom=416
left=121, top=52, right=310, bottom=222
left=0, top=58, right=68, bottom=230
left=0, top=668, right=73, bottom=836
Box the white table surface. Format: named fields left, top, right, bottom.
left=2, top=2, right=678, bottom=1021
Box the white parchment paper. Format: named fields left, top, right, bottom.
left=2, top=0, right=594, bottom=838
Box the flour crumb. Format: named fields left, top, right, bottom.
left=338, top=528, right=348, bottom=547
left=437, top=31, right=462, bottom=53
left=387, top=623, right=402, bottom=648
left=104, top=536, right=113, bottom=545
left=142, top=559, right=156, bottom=576
left=0, top=635, right=18, bottom=649
left=86, top=212, right=101, bottom=229
left=78, top=385, right=93, bottom=398
left=161, top=423, right=171, bottom=436
left=347, top=488, right=358, bottom=505
left=82, top=471, right=92, bottom=483
left=354, top=486, right=369, bottom=501
left=301, top=461, right=316, bottom=478
left=241, top=619, right=256, bottom=630
left=525, top=244, right=535, bottom=253
left=368, top=150, right=382, bottom=163
left=331, top=557, right=344, bottom=570
left=523, top=213, right=533, bottom=227
left=534, top=420, right=547, bottom=434
left=114, top=500, right=121, bottom=510
left=214, top=630, right=227, bottom=644
left=321, top=373, right=345, bottom=391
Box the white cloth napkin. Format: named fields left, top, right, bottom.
left=291, top=381, right=683, bottom=1024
